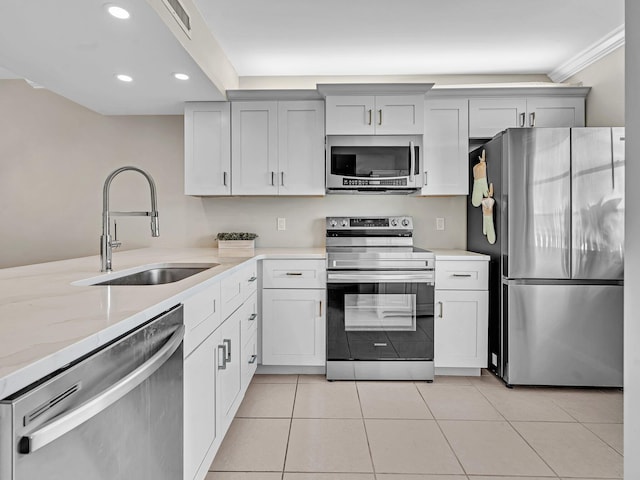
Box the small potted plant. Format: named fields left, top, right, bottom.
left=216, top=232, right=259, bottom=250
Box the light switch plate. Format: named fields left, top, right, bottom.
left=277, top=217, right=286, bottom=231
left=436, top=217, right=445, bottom=231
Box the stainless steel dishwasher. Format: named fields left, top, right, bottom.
left=0, top=304, right=184, bottom=480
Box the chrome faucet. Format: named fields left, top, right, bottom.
left=100, top=166, right=159, bottom=272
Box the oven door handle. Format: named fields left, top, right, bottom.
left=327, top=272, right=434, bottom=284
left=20, top=325, right=185, bottom=454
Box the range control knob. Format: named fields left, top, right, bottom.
left=330, top=219, right=337, bottom=227
left=390, top=219, right=398, bottom=227
left=402, top=218, right=410, bottom=227
left=341, top=219, right=349, bottom=227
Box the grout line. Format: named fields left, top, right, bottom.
left=280, top=375, right=299, bottom=479
left=355, top=381, right=378, bottom=480
left=472, top=384, right=561, bottom=478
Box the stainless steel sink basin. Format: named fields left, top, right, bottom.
left=74, top=263, right=219, bottom=286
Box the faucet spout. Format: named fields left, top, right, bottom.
left=100, top=166, right=160, bottom=272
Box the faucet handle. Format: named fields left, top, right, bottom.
left=111, top=220, right=122, bottom=249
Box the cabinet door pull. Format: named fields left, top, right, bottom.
left=248, top=354, right=257, bottom=364
left=217, top=345, right=227, bottom=370
left=286, top=272, right=303, bottom=276
left=424, top=171, right=428, bottom=186
left=223, top=171, right=228, bottom=187
left=452, top=273, right=472, bottom=277
left=519, top=112, right=526, bottom=127
left=280, top=171, right=285, bottom=186
left=248, top=276, right=257, bottom=283
left=223, top=339, right=231, bottom=362
left=529, top=112, right=536, bottom=127
left=373, top=343, right=388, bottom=347
left=319, top=300, right=323, bottom=317
left=368, top=109, right=372, bottom=125
left=271, top=171, right=275, bottom=186
left=213, top=299, right=216, bottom=313
left=248, top=313, right=257, bottom=321
left=378, top=109, right=383, bottom=125
left=438, top=301, right=443, bottom=318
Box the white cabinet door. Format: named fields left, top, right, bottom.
left=325, top=95, right=375, bottom=135
left=216, top=311, right=242, bottom=433
left=231, top=101, right=278, bottom=195
left=374, top=95, right=424, bottom=135
left=469, top=98, right=527, bottom=138
left=184, top=332, right=217, bottom=480
left=526, top=97, right=585, bottom=128
left=184, top=102, right=231, bottom=196
left=434, top=290, right=488, bottom=368
left=262, top=289, right=326, bottom=366
left=422, top=98, right=469, bottom=195
left=277, top=101, right=325, bottom=195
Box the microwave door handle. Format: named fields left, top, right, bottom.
left=409, top=141, right=415, bottom=181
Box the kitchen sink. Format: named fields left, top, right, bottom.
left=73, top=263, right=219, bottom=286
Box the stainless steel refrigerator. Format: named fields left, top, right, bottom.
left=467, top=127, right=624, bottom=387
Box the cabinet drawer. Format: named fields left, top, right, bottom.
left=241, top=331, right=258, bottom=390
left=262, top=259, right=326, bottom=289
left=436, top=260, right=488, bottom=290
left=241, top=261, right=258, bottom=300
left=183, top=282, right=221, bottom=355
left=241, top=291, right=259, bottom=341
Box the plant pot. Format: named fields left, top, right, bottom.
left=217, top=239, right=255, bottom=250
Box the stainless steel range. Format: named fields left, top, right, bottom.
left=325, top=216, right=435, bottom=381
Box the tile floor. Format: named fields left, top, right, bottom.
left=206, top=371, right=623, bottom=480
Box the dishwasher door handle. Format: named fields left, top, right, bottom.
left=21, top=324, right=185, bottom=454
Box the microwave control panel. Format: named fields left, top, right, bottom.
left=342, top=178, right=407, bottom=186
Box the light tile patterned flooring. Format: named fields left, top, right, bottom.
left=206, top=371, right=623, bottom=480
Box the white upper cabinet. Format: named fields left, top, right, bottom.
left=469, top=93, right=586, bottom=138
left=525, top=97, right=585, bottom=128
left=421, top=98, right=469, bottom=196
left=231, top=99, right=325, bottom=196
left=469, top=98, right=527, bottom=139
left=231, top=101, right=279, bottom=195
left=184, top=102, right=231, bottom=196
left=325, top=94, right=424, bottom=135
left=277, top=101, right=325, bottom=195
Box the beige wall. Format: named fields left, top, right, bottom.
left=566, top=46, right=625, bottom=126
left=0, top=79, right=466, bottom=269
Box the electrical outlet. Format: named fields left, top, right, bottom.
left=436, top=217, right=445, bottom=231
left=277, top=217, right=286, bottom=231
left=492, top=353, right=498, bottom=367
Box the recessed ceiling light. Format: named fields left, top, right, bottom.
left=116, top=74, right=133, bottom=82
left=173, top=73, right=190, bottom=80
left=106, top=5, right=130, bottom=19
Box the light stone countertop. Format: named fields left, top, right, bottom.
left=0, top=247, right=324, bottom=399
left=429, top=249, right=490, bottom=261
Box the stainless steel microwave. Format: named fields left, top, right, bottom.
left=326, top=135, right=423, bottom=193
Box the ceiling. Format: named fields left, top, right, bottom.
left=195, top=0, right=624, bottom=77
left=0, top=0, right=625, bottom=115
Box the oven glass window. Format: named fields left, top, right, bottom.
left=327, top=281, right=434, bottom=361
left=344, top=293, right=416, bottom=331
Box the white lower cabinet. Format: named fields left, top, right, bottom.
left=215, top=306, right=242, bottom=434
left=434, top=290, right=488, bottom=369
left=184, top=332, right=217, bottom=480
left=262, top=289, right=326, bottom=366
left=434, top=258, right=489, bottom=375
left=183, top=261, right=258, bottom=480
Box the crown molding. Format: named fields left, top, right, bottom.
left=549, top=25, right=625, bottom=83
